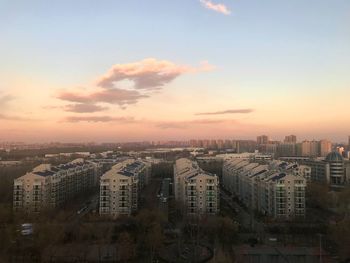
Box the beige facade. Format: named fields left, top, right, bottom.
left=301, top=140, right=319, bottom=157
left=99, top=159, right=151, bottom=217
left=174, top=158, right=219, bottom=216
left=257, top=135, right=269, bottom=145
left=13, top=159, right=102, bottom=213
left=223, top=159, right=308, bottom=219
left=284, top=135, right=297, bottom=144
left=319, top=139, right=332, bottom=157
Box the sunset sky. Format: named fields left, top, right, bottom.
left=1, top=0, right=350, bottom=142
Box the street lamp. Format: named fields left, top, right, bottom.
left=318, top=233, right=323, bottom=263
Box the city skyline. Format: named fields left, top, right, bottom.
left=1, top=0, right=350, bottom=142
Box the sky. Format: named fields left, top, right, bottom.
left=0, top=0, right=350, bottom=143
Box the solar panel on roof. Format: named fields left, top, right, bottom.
left=34, top=170, right=55, bottom=177
left=271, top=173, right=286, bottom=181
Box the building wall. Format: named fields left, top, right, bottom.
left=301, top=159, right=330, bottom=183
left=223, top=159, right=307, bottom=219
left=13, top=160, right=101, bottom=213
left=100, top=174, right=137, bottom=216
left=319, top=140, right=332, bottom=157
left=99, top=159, right=149, bottom=217
left=174, top=158, right=219, bottom=216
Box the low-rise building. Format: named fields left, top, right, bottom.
left=298, top=152, right=350, bottom=187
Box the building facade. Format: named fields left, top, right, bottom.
left=284, top=135, right=297, bottom=144
left=319, top=139, right=332, bottom=157
left=257, top=135, right=269, bottom=145
left=299, top=152, right=349, bottom=187
left=13, top=159, right=102, bottom=213
left=325, top=152, right=346, bottom=187
left=223, top=159, right=308, bottom=219
left=174, top=158, right=219, bottom=216
left=99, top=159, right=151, bottom=217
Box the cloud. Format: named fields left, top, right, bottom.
left=156, top=119, right=237, bottom=129
left=61, top=114, right=237, bottom=130
left=195, top=108, right=254, bottom=116
left=63, top=116, right=135, bottom=123
left=57, top=88, right=149, bottom=107
left=0, top=113, right=27, bottom=121
left=96, top=58, right=214, bottom=90
left=0, top=94, right=16, bottom=111
left=0, top=94, right=15, bottom=105
left=42, top=105, right=62, bottom=110
left=200, top=0, right=231, bottom=15
left=56, top=58, right=214, bottom=111
left=64, top=103, right=109, bottom=113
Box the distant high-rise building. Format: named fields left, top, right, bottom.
left=190, top=140, right=198, bottom=147
left=236, top=140, right=257, bottom=153
left=284, top=135, right=297, bottom=144
left=319, top=139, right=332, bottom=157
left=301, top=140, right=319, bottom=157
left=348, top=136, right=350, bottom=150
left=217, top=139, right=224, bottom=149
left=259, top=143, right=278, bottom=154
left=224, top=140, right=232, bottom=149
left=210, top=140, right=218, bottom=149
left=277, top=143, right=296, bottom=157
left=257, top=135, right=269, bottom=145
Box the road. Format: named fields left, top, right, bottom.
left=139, top=178, right=162, bottom=210
left=220, top=189, right=264, bottom=235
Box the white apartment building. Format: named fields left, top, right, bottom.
left=174, top=158, right=219, bottom=216
left=223, top=159, right=308, bottom=219
left=99, top=159, right=151, bottom=217
left=217, top=152, right=273, bottom=162
left=13, top=159, right=102, bottom=213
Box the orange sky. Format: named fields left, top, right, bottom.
left=1, top=1, right=350, bottom=142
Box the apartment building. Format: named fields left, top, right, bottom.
left=223, top=159, right=308, bottom=219
left=174, top=158, right=219, bottom=216
left=99, top=159, right=151, bottom=217
left=13, top=159, right=102, bottom=213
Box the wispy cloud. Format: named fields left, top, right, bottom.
left=63, top=116, right=135, bottom=123
left=96, top=58, right=214, bottom=90
left=200, top=0, right=231, bottom=15
left=57, top=88, right=149, bottom=108
left=64, top=103, right=109, bottom=113
left=155, top=119, right=237, bottom=129
left=195, top=108, right=254, bottom=116
left=61, top=114, right=237, bottom=130
left=0, top=94, right=15, bottom=105
left=57, top=58, right=214, bottom=111
left=0, top=113, right=27, bottom=121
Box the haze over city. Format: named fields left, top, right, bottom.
left=1, top=0, right=350, bottom=142
left=3, top=2, right=350, bottom=262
